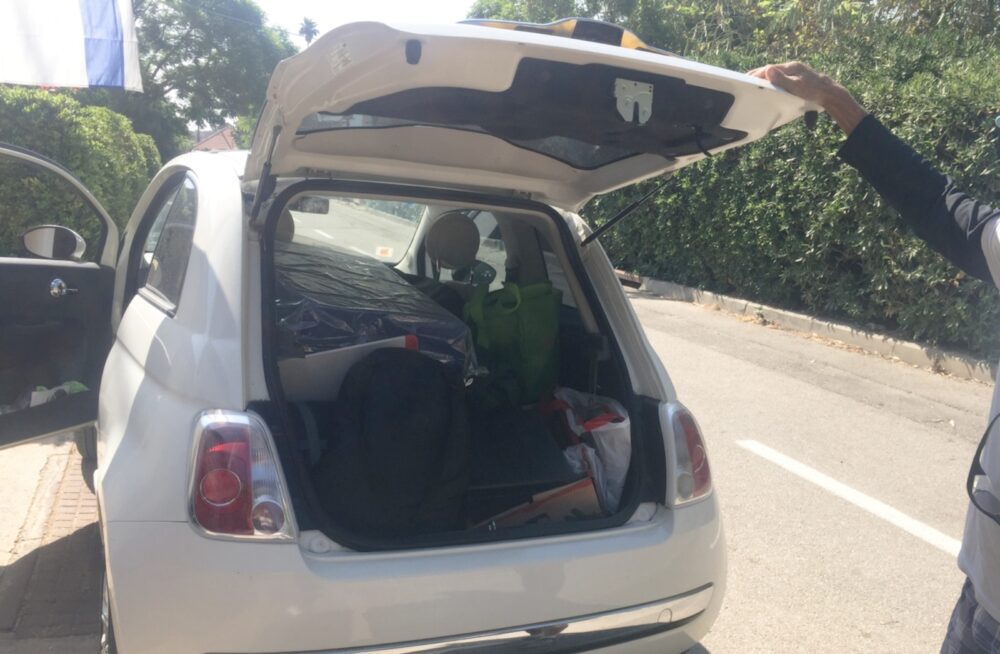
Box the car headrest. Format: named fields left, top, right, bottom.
left=425, top=211, right=480, bottom=270
left=275, top=209, right=295, bottom=242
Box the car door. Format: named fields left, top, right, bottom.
left=0, top=143, right=118, bottom=448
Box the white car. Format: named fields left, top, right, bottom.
left=1, top=18, right=810, bottom=654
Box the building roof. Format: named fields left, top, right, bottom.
left=192, top=125, right=238, bottom=151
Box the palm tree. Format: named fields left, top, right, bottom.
left=299, top=17, right=319, bottom=44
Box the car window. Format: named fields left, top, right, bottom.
left=137, top=175, right=197, bottom=311
left=283, top=194, right=424, bottom=264
left=0, top=154, right=107, bottom=262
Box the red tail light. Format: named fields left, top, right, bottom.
left=671, top=406, right=712, bottom=504
left=190, top=411, right=295, bottom=540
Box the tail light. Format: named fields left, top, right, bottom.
left=190, top=411, right=295, bottom=540
left=671, top=406, right=712, bottom=505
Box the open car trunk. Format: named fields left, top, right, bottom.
left=255, top=181, right=663, bottom=550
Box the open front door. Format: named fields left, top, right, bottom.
left=0, top=144, right=118, bottom=449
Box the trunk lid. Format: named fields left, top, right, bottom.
left=246, top=21, right=814, bottom=210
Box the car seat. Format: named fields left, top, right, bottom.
left=411, top=211, right=483, bottom=316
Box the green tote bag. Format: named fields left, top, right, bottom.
left=464, top=281, right=562, bottom=404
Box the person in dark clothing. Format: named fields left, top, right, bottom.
left=749, top=61, right=1000, bottom=654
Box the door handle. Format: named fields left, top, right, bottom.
left=50, top=278, right=78, bottom=297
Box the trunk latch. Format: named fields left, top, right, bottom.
left=614, top=79, right=653, bottom=125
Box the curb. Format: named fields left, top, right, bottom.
left=628, top=274, right=997, bottom=384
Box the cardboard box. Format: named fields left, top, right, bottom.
left=478, top=478, right=603, bottom=528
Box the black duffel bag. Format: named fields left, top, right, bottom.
left=311, top=348, right=470, bottom=538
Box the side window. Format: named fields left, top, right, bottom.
left=136, top=175, right=197, bottom=311
left=0, top=153, right=108, bottom=262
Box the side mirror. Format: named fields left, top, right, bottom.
left=21, top=225, right=86, bottom=261
left=453, top=260, right=497, bottom=286
left=294, top=196, right=330, bottom=214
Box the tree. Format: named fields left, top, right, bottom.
left=81, top=0, right=296, bottom=160
left=299, top=17, right=319, bottom=44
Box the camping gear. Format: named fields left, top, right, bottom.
left=464, top=281, right=561, bottom=404
left=311, top=348, right=470, bottom=538
left=274, top=240, right=475, bottom=377
left=550, top=387, right=632, bottom=512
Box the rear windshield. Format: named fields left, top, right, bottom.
left=296, top=57, right=744, bottom=170
left=280, top=195, right=425, bottom=264
left=298, top=114, right=635, bottom=169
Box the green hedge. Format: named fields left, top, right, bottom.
left=0, top=86, right=160, bottom=259
left=591, top=28, right=1000, bottom=358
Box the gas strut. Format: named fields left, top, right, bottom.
left=581, top=176, right=670, bottom=246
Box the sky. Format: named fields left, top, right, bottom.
left=255, top=0, right=476, bottom=48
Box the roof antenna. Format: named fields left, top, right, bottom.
left=582, top=176, right=670, bottom=246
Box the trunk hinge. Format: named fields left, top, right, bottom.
left=250, top=125, right=283, bottom=222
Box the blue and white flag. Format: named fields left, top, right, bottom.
left=0, top=0, right=142, bottom=91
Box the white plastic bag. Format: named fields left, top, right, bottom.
left=554, top=387, right=631, bottom=512
left=564, top=444, right=608, bottom=510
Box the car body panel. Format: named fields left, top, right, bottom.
left=105, top=503, right=723, bottom=653
left=97, top=152, right=248, bottom=525
left=246, top=21, right=815, bottom=210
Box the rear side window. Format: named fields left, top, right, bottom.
left=138, top=175, right=197, bottom=311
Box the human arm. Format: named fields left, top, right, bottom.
left=749, top=62, right=1000, bottom=284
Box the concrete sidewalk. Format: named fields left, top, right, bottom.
left=0, top=438, right=101, bottom=652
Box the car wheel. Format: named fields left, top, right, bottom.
left=74, top=425, right=97, bottom=462
left=101, top=574, right=118, bottom=654
left=74, top=425, right=97, bottom=492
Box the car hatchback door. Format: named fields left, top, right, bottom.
left=245, top=20, right=815, bottom=211
left=0, top=143, right=118, bottom=448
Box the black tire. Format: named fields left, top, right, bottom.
left=101, top=574, right=118, bottom=654
left=74, top=424, right=97, bottom=462
left=74, top=425, right=97, bottom=492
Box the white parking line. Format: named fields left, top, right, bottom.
left=313, top=229, right=334, bottom=240
left=736, top=439, right=962, bottom=557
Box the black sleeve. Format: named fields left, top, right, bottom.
left=837, top=114, right=1000, bottom=283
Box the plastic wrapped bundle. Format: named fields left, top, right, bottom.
left=274, top=240, right=475, bottom=376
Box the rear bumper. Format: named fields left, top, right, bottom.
left=273, top=587, right=713, bottom=653
left=105, top=502, right=724, bottom=654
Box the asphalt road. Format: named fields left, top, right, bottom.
left=629, top=293, right=988, bottom=653
left=289, top=200, right=419, bottom=261
left=0, top=291, right=991, bottom=653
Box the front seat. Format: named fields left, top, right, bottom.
left=411, top=211, right=482, bottom=316
left=425, top=211, right=481, bottom=281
